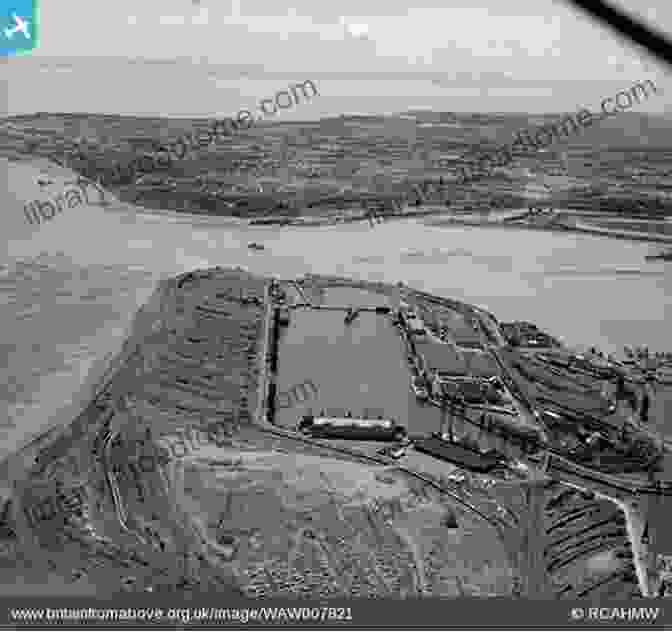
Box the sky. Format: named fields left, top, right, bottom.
left=2, top=0, right=671, bottom=117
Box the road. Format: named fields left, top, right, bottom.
left=473, top=312, right=672, bottom=496
left=101, top=431, right=147, bottom=546
left=255, top=284, right=509, bottom=531
left=601, top=494, right=654, bottom=597
left=10, top=273, right=669, bottom=595
left=471, top=306, right=672, bottom=597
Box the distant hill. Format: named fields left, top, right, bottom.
left=396, top=111, right=672, bottom=150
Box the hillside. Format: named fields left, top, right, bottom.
left=3, top=110, right=672, bottom=221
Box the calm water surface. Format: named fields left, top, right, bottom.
left=1, top=210, right=670, bottom=458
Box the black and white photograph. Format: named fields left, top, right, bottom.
left=1, top=0, right=672, bottom=627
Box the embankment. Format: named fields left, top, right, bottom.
left=0, top=278, right=171, bottom=492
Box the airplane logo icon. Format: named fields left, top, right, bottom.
left=4, top=13, right=29, bottom=39
left=1, top=1, right=39, bottom=56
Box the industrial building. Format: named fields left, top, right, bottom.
left=414, top=435, right=505, bottom=473
left=415, top=341, right=500, bottom=382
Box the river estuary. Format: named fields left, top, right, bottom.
left=1, top=209, right=670, bottom=462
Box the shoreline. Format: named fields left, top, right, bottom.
left=4, top=266, right=667, bottom=599
left=424, top=215, right=672, bottom=245
left=139, top=201, right=672, bottom=246
left=9, top=155, right=672, bottom=248
left=0, top=279, right=168, bottom=489
left=16, top=268, right=672, bottom=476
left=3, top=254, right=669, bottom=488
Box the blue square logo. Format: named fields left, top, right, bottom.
left=1, top=0, right=38, bottom=57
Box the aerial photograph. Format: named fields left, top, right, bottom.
left=1, top=0, right=672, bottom=627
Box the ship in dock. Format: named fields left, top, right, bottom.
left=298, top=415, right=407, bottom=442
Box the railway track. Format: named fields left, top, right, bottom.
left=11, top=272, right=662, bottom=598
left=256, top=424, right=507, bottom=530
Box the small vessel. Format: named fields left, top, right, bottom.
left=248, top=242, right=265, bottom=250
left=344, top=307, right=360, bottom=325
